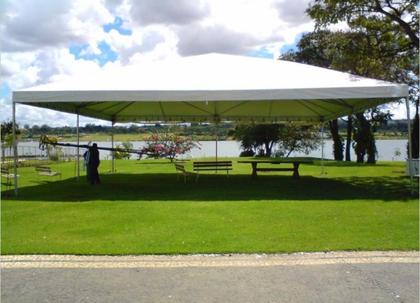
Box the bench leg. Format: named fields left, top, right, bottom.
left=251, top=163, right=257, bottom=179
left=5, top=177, right=10, bottom=193
left=293, top=163, right=300, bottom=178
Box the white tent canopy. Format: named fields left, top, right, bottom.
left=13, top=53, right=408, bottom=123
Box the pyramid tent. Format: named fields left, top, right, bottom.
left=13, top=53, right=408, bottom=123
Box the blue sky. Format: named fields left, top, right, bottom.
left=69, top=41, right=118, bottom=66
left=1, top=83, right=11, bottom=99
left=68, top=17, right=134, bottom=66
left=103, top=17, right=132, bottom=36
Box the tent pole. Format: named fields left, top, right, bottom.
left=215, top=122, right=218, bottom=163
left=405, top=99, right=413, bottom=194
left=321, top=123, right=325, bottom=175
left=76, top=112, right=80, bottom=180
left=111, top=121, right=115, bottom=173
left=12, top=102, right=18, bottom=196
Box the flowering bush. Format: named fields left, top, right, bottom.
left=142, top=133, right=199, bottom=161
left=113, top=141, right=133, bottom=159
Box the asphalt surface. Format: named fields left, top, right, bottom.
left=1, top=253, right=419, bottom=303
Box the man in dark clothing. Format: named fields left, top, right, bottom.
left=89, top=143, right=100, bottom=184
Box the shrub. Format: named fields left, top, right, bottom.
left=142, top=133, right=199, bottom=161
left=239, top=150, right=255, bottom=157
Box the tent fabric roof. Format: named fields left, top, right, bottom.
left=13, top=53, right=408, bottom=123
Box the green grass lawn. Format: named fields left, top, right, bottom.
left=1, top=158, right=418, bottom=255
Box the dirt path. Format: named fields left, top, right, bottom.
left=2, top=251, right=418, bottom=268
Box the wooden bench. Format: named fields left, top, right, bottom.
left=238, top=160, right=313, bottom=179
left=174, top=162, right=195, bottom=183
left=193, top=161, right=232, bottom=180
left=1, top=167, right=19, bottom=191
left=35, top=166, right=61, bottom=179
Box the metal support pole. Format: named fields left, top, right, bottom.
left=12, top=102, right=18, bottom=195
left=111, top=121, right=115, bottom=173
left=76, top=112, right=80, bottom=180
left=405, top=99, right=413, bottom=193
left=215, top=123, right=218, bottom=163
left=321, top=123, right=325, bottom=175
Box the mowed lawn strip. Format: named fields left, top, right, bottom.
left=1, top=159, right=418, bottom=255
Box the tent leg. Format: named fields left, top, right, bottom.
left=321, top=123, right=325, bottom=175
left=215, top=123, right=218, bottom=163
left=111, top=122, right=115, bottom=173
left=12, top=102, right=18, bottom=196
left=76, top=113, right=80, bottom=180
left=405, top=100, right=413, bottom=194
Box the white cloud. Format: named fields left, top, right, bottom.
left=105, top=27, right=168, bottom=64
left=272, top=0, right=312, bottom=26
left=130, top=0, right=209, bottom=25
left=174, top=0, right=313, bottom=57
left=177, top=24, right=264, bottom=56
left=2, top=48, right=104, bottom=91
left=0, top=97, right=12, bottom=122
left=2, top=52, right=39, bottom=90
left=1, top=0, right=112, bottom=53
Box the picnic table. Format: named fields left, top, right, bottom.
left=238, top=159, right=313, bottom=179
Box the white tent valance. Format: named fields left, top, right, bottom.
left=13, top=53, right=408, bottom=123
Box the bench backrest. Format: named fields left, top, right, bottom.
left=1, top=167, right=9, bottom=174
left=174, top=163, right=187, bottom=173
left=193, top=161, right=232, bottom=168
left=35, top=166, right=51, bottom=172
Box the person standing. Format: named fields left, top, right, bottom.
left=89, top=143, right=100, bottom=185
left=83, top=149, right=90, bottom=183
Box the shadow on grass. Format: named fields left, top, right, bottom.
left=246, top=157, right=392, bottom=168
left=2, top=172, right=417, bottom=202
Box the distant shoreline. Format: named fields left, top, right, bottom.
left=21, top=133, right=409, bottom=142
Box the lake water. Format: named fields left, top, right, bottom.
left=9, top=139, right=408, bottom=161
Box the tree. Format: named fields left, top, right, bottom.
left=353, top=113, right=375, bottom=163
left=232, top=124, right=281, bottom=157
left=113, top=141, right=133, bottom=159
left=281, top=30, right=353, bottom=161
left=233, top=123, right=320, bottom=158
left=307, top=0, right=419, bottom=158
left=308, top=0, right=418, bottom=49
left=411, top=113, right=419, bottom=158
left=1, top=121, right=20, bottom=161
left=345, top=115, right=352, bottom=161
left=277, top=124, right=321, bottom=157
left=329, top=119, right=344, bottom=161
left=142, top=132, right=199, bottom=161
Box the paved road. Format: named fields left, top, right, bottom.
left=1, top=252, right=419, bottom=303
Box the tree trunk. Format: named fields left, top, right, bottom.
left=328, top=119, right=344, bottom=161
left=264, top=141, right=272, bottom=157
left=1, top=143, right=4, bottom=162
left=366, top=136, right=377, bottom=164
left=411, top=99, right=419, bottom=159
left=354, top=113, right=376, bottom=164
left=345, top=115, right=352, bottom=161
left=356, top=152, right=365, bottom=163
left=353, top=114, right=366, bottom=163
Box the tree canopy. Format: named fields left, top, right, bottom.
left=308, top=0, right=418, bottom=47
left=232, top=123, right=320, bottom=158
left=306, top=0, right=418, bottom=97
left=281, top=0, right=419, bottom=161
